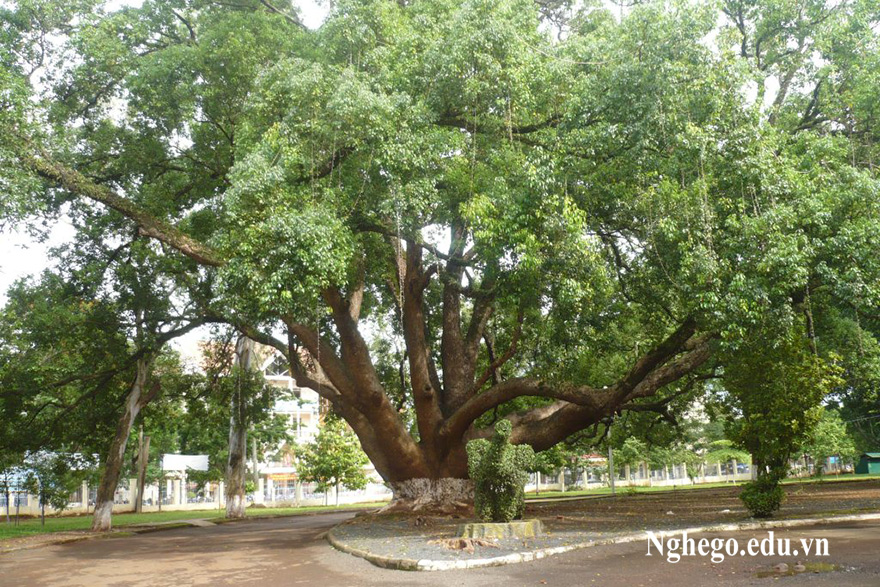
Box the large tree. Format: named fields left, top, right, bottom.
left=3, top=0, right=880, bottom=510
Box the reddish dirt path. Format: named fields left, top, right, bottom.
left=1, top=480, right=878, bottom=587
left=3, top=514, right=880, bottom=586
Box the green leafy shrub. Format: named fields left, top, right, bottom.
left=466, top=420, right=535, bottom=523
left=740, top=479, right=785, bottom=518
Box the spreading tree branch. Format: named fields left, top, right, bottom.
left=470, top=310, right=524, bottom=394
left=21, top=150, right=225, bottom=267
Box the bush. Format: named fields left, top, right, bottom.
left=466, top=421, right=535, bottom=523
left=740, top=480, right=785, bottom=517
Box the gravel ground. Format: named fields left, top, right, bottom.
left=330, top=513, right=630, bottom=562
left=330, top=480, right=880, bottom=563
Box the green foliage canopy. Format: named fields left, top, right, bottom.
left=2, top=0, right=880, bottom=490
left=297, top=415, right=370, bottom=494
left=800, top=409, right=858, bottom=473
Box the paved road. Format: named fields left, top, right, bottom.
left=2, top=513, right=879, bottom=586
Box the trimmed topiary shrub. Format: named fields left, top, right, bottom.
left=466, top=420, right=535, bottom=523
left=740, top=478, right=785, bottom=518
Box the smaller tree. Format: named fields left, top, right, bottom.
left=648, top=446, right=677, bottom=480
left=722, top=328, right=843, bottom=517
left=530, top=444, right=573, bottom=494
left=188, top=336, right=289, bottom=517
left=704, top=440, right=750, bottom=482
left=676, top=448, right=703, bottom=484
left=615, top=437, right=649, bottom=480
left=297, top=415, right=369, bottom=506
left=678, top=416, right=729, bottom=482
left=466, top=420, right=535, bottom=523
left=801, top=409, right=857, bottom=476
left=23, top=452, right=95, bottom=525
left=251, top=413, right=296, bottom=477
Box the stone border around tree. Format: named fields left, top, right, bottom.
left=326, top=512, right=880, bottom=572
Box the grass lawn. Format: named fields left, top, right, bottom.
left=525, top=482, right=733, bottom=500
left=524, top=472, right=880, bottom=500
left=781, top=472, right=880, bottom=484
left=0, top=502, right=389, bottom=541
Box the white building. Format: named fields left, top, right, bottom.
left=260, top=351, right=324, bottom=443
left=257, top=349, right=325, bottom=501
left=254, top=347, right=391, bottom=505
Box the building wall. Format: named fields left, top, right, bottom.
left=256, top=349, right=388, bottom=498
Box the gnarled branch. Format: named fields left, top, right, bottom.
left=442, top=377, right=606, bottom=444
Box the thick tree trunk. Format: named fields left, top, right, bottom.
left=383, top=478, right=474, bottom=515
left=92, top=358, right=152, bottom=532
left=244, top=287, right=711, bottom=515
left=225, top=418, right=247, bottom=518
left=225, top=337, right=253, bottom=519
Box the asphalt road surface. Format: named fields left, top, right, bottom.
left=2, top=513, right=879, bottom=587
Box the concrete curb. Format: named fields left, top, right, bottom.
left=327, top=511, right=880, bottom=571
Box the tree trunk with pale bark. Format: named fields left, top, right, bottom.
left=92, top=357, right=155, bottom=532
left=225, top=337, right=254, bottom=519
left=135, top=428, right=150, bottom=514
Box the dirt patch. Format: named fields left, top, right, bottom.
left=0, top=529, right=131, bottom=554
left=530, top=480, right=880, bottom=534
left=330, top=479, right=880, bottom=564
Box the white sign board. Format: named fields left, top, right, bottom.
left=161, top=454, right=209, bottom=471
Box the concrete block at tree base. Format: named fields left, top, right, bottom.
left=458, top=519, right=544, bottom=539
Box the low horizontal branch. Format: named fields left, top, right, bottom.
left=21, top=150, right=225, bottom=267
left=441, top=377, right=606, bottom=443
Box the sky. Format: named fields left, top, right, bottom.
left=0, top=216, right=76, bottom=305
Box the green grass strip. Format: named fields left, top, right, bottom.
left=0, top=501, right=389, bottom=541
